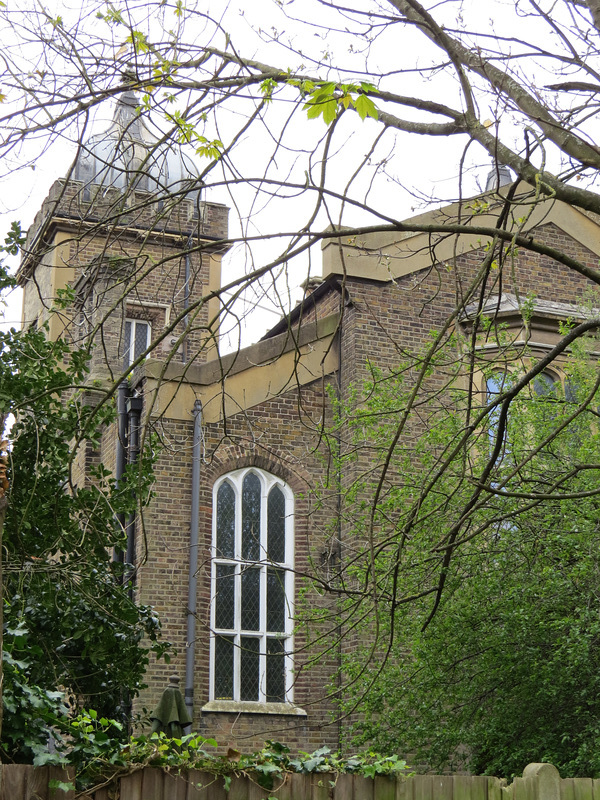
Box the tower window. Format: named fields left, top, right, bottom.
left=124, top=318, right=151, bottom=367
left=210, top=468, right=294, bottom=704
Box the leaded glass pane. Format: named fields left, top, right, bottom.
left=240, top=637, right=260, bottom=701
left=487, top=373, right=510, bottom=451
left=216, top=482, right=235, bottom=558
left=266, top=638, right=286, bottom=702
left=267, top=486, right=286, bottom=563
left=215, top=564, right=235, bottom=630
left=214, top=636, right=234, bottom=700
left=241, top=567, right=261, bottom=631
left=267, top=568, right=286, bottom=632
left=534, top=372, right=557, bottom=397
left=534, top=372, right=557, bottom=398
left=242, top=473, right=261, bottom=560
left=565, top=379, right=579, bottom=403
left=124, top=321, right=132, bottom=366
left=133, top=320, right=149, bottom=361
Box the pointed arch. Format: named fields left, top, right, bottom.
left=210, top=468, right=294, bottom=705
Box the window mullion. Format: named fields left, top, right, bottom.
left=259, top=568, right=267, bottom=703
left=234, top=479, right=242, bottom=701
left=209, top=557, right=216, bottom=701
left=284, top=487, right=293, bottom=568
left=284, top=487, right=293, bottom=702
left=258, top=480, right=267, bottom=702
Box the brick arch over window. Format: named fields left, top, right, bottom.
left=207, top=450, right=310, bottom=497
left=210, top=467, right=295, bottom=705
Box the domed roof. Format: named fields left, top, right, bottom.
left=73, top=92, right=201, bottom=196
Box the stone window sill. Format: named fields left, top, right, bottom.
left=201, top=701, right=307, bottom=716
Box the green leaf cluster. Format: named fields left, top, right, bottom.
left=320, top=330, right=600, bottom=777
left=0, top=324, right=169, bottom=762
left=295, top=80, right=379, bottom=124
left=40, top=724, right=411, bottom=793
left=164, top=110, right=222, bottom=157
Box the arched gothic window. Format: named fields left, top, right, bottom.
left=486, top=372, right=511, bottom=451
left=210, top=468, right=294, bottom=704
left=533, top=371, right=558, bottom=398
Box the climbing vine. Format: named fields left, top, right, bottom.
left=42, top=711, right=411, bottom=793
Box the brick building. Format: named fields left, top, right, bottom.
left=17, top=95, right=600, bottom=753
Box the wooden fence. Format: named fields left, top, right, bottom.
left=0, top=761, right=596, bottom=800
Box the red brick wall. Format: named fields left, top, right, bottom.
left=132, top=384, right=341, bottom=753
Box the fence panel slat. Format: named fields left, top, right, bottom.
left=228, top=775, right=249, bottom=800
left=266, top=773, right=293, bottom=800
left=207, top=775, right=228, bottom=800
left=453, top=775, right=473, bottom=800
left=3, top=764, right=28, bottom=800
left=26, top=764, right=49, bottom=800
left=248, top=778, right=273, bottom=800
left=120, top=771, right=143, bottom=800
left=335, top=773, right=353, bottom=800
left=470, top=775, right=489, bottom=800
left=185, top=769, right=213, bottom=800
left=163, top=772, right=188, bottom=800
left=487, top=777, right=505, bottom=800
left=562, top=778, right=577, bottom=800
left=414, top=775, right=434, bottom=800
left=524, top=775, right=537, bottom=800
left=431, top=776, right=453, bottom=800
left=591, top=779, right=600, bottom=800
left=141, top=766, right=164, bottom=800
left=574, top=779, right=594, bottom=800
left=353, top=775, right=374, bottom=800
left=512, top=777, right=525, bottom=800
left=374, top=775, right=397, bottom=800
left=311, top=773, right=332, bottom=800
left=396, top=776, right=414, bottom=800
left=262, top=774, right=292, bottom=800
left=48, top=766, right=75, bottom=800
left=288, top=773, right=312, bottom=800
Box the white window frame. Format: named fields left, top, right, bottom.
left=124, top=318, right=151, bottom=366
left=209, top=468, right=295, bottom=705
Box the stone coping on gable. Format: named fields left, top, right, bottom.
left=136, top=311, right=340, bottom=422
left=320, top=188, right=600, bottom=284
left=142, top=311, right=341, bottom=387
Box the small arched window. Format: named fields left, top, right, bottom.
left=486, top=372, right=512, bottom=451
left=210, top=468, right=294, bottom=704
left=533, top=371, right=558, bottom=398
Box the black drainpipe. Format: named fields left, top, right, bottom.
left=114, top=381, right=129, bottom=565
left=185, top=399, right=203, bottom=719
left=125, top=394, right=143, bottom=577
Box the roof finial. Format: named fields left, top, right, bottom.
left=485, top=163, right=512, bottom=191
left=114, top=91, right=142, bottom=138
